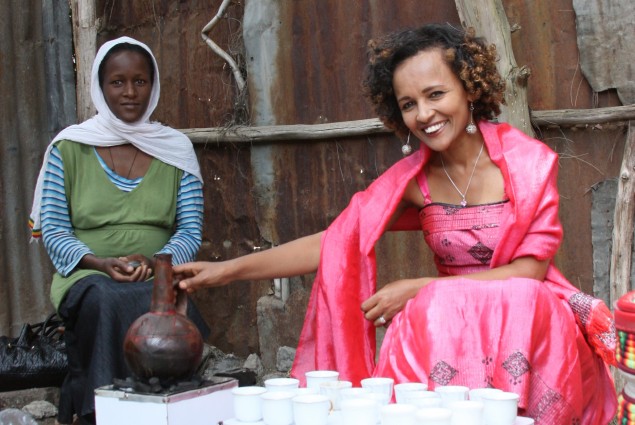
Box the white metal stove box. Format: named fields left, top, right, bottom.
left=95, top=377, right=238, bottom=425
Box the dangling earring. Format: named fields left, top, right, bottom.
left=402, top=132, right=413, bottom=155
left=465, top=102, right=477, bottom=134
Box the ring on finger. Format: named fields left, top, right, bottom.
left=378, top=315, right=387, bottom=325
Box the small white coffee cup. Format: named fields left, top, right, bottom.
left=449, top=400, right=484, bottom=425
left=319, top=380, right=352, bottom=411
left=482, top=391, right=519, bottom=425
left=261, top=391, right=295, bottom=425
left=406, top=395, right=442, bottom=408
left=468, top=387, right=503, bottom=403
left=295, top=386, right=320, bottom=396
left=264, top=377, right=300, bottom=393
left=362, top=391, right=391, bottom=406
left=292, top=394, right=330, bottom=425
left=305, top=370, right=339, bottom=389
left=340, top=397, right=379, bottom=425
left=434, top=385, right=469, bottom=407
left=361, top=377, right=394, bottom=401
left=401, top=389, right=440, bottom=407
left=222, top=419, right=253, bottom=425
left=339, top=387, right=371, bottom=401
left=231, top=386, right=267, bottom=422
left=414, top=407, right=452, bottom=425
left=394, top=382, right=428, bottom=404
left=380, top=403, right=417, bottom=425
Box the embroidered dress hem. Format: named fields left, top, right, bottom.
left=374, top=278, right=615, bottom=424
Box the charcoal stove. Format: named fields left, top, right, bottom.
left=94, top=375, right=237, bottom=425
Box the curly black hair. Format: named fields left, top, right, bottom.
left=363, top=23, right=506, bottom=137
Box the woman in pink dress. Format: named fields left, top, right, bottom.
left=175, top=24, right=617, bottom=423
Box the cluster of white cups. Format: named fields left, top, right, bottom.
left=227, top=370, right=341, bottom=425
left=225, top=370, right=535, bottom=425
left=395, top=385, right=533, bottom=425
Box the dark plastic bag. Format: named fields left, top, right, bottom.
left=0, top=313, right=68, bottom=391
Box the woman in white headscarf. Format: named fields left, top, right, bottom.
left=30, top=37, right=209, bottom=425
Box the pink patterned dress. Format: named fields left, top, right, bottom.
left=373, top=177, right=616, bottom=424
left=420, top=201, right=506, bottom=277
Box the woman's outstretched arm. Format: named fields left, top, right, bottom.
left=175, top=231, right=323, bottom=293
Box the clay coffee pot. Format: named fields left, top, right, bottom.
left=123, top=253, right=203, bottom=382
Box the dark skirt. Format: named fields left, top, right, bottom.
left=57, top=274, right=210, bottom=424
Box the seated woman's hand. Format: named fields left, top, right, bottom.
left=361, top=278, right=430, bottom=327
left=79, top=254, right=146, bottom=282
left=115, top=255, right=153, bottom=282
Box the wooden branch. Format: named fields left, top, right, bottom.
left=201, top=0, right=246, bottom=91
left=454, top=0, right=534, bottom=137
left=70, top=0, right=98, bottom=122
left=610, top=121, right=635, bottom=302
left=182, top=118, right=389, bottom=144
left=531, top=104, right=635, bottom=127
left=182, top=105, right=635, bottom=144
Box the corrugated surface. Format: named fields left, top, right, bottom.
left=0, top=0, right=74, bottom=335
left=96, top=0, right=247, bottom=129
left=503, top=0, right=623, bottom=109
left=1, top=0, right=630, bottom=364
left=542, top=125, right=626, bottom=289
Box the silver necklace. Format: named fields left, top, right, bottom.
left=440, top=142, right=484, bottom=207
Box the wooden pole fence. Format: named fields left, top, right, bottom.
left=181, top=104, right=635, bottom=145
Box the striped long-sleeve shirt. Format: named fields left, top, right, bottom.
left=41, top=145, right=203, bottom=276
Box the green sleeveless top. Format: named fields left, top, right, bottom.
left=50, top=140, right=182, bottom=309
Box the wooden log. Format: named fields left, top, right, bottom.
left=532, top=104, right=635, bottom=127
left=454, top=0, right=534, bottom=137
left=610, top=121, right=635, bottom=302
left=70, top=0, right=97, bottom=122
left=182, top=118, right=390, bottom=144
left=181, top=105, right=635, bottom=145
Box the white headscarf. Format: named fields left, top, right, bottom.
left=30, top=36, right=202, bottom=237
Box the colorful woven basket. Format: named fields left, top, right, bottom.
left=615, top=291, right=635, bottom=375
left=617, top=390, right=635, bottom=425
left=615, top=291, right=635, bottom=425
